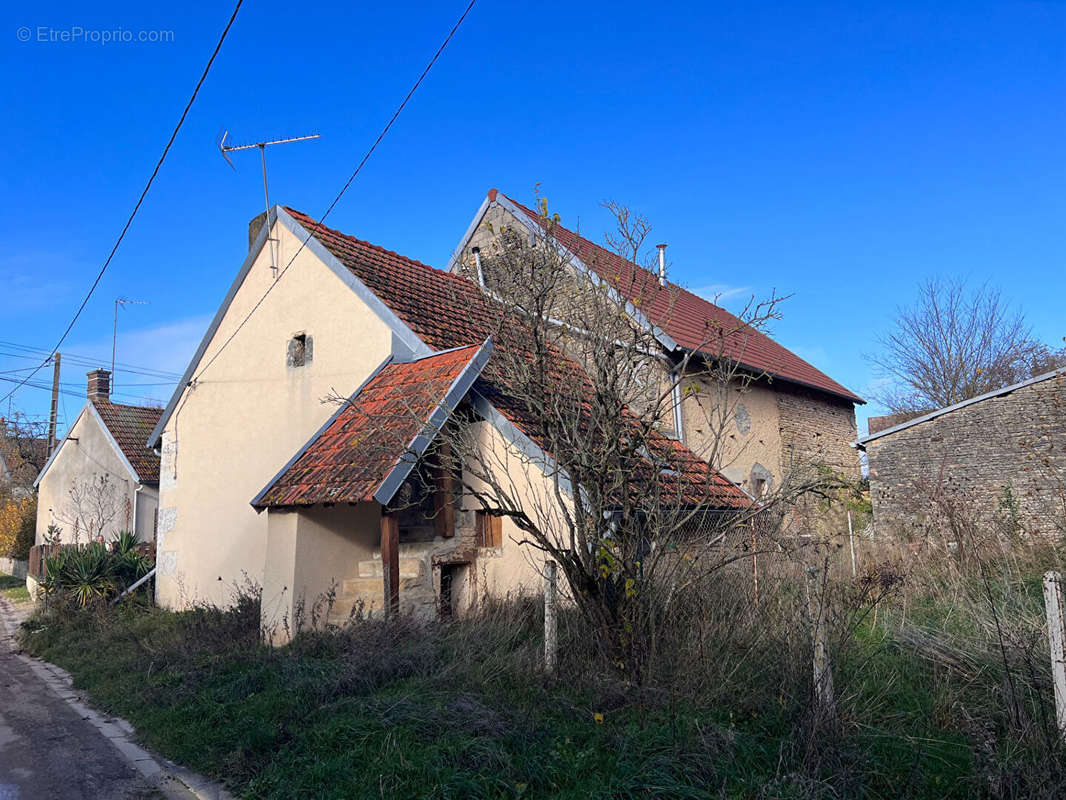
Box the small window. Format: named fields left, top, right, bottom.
left=287, top=333, right=313, bottom=367
left=475, top=511, right=502, bottom=548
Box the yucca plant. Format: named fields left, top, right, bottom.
left=110, top=531, right=152, bottom=590
left=44, top=543, right=116, bottom=607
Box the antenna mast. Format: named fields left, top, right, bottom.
left=112, top=297, right=148, bottom=396
left=218, top=131, right=321, bottom=278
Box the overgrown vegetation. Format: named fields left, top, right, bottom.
left=0, top=495, right=35, bottom=560
left=18, top=527, right=1065, bottom=799
left=42, top=531, right=153, bottom=606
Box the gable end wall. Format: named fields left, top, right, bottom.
left=776, top=383, right=860, bottom=480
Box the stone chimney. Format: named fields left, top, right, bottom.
left=249, top=210, right=269, bottom=251
left=87, top=369, right=111, bottom=402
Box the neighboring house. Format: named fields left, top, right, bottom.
left=0, top=421, right=48, bottom=498
left=148, top=206, right=747, bottom=634
left=448, top=190, right=864, bottom=498
left=34, top=370, right=161, bottom=544
left=855, top=368, right=1066, bottom=537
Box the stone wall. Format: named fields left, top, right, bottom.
left=0, top=557, right=27, bottom=579
left=865, top=372, right=1066, bottom=538
left=776, top=383, right=861, bottom=480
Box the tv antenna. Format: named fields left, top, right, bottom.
left=218, top=131, right=321, bottom=278
left=112, top=297, right=148, bottom=396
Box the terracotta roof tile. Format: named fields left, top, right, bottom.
left=279, top=208, right=750, bottom=510
left=499, top=193, right=863, bottom=404
left=255, top=346, right=483, bottom=508
left=92, top=401, right=162, bottom=483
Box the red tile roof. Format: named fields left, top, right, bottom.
left=92, top=400, right=162, bottom=483
left=255, top=346, right=482, bottom=508
left=279, top=208, right=750, bottom=511
left=493, top=191, right=863, bottom=404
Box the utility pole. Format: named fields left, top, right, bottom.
left=47, top=353, right=61, bottom=456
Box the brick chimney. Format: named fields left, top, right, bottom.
left=87, top=369, right=111, bottom=402
left=249, top=210, right=269, bottom=251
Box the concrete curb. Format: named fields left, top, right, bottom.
left=0, top=596, right=236, bottom=800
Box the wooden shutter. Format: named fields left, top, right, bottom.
left=476, top=511, right=502, bottom=548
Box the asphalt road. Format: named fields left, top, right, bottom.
left=0, top=601, right=161, bottom=800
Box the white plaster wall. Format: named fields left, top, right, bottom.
left=154, top=215, right=394, bottom=609
left=35, top=406, right=139, bottom=544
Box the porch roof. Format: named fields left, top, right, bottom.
left=252, top=342, right=491, bottom=509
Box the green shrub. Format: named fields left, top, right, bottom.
left=43, top=532, right=153, bottom=607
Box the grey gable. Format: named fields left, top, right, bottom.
left=447, top=191, right=680, bottom=354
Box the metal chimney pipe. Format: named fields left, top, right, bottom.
left=656, top=244, right=668, bottom=287
left=471, top=246, right=484, bottom=286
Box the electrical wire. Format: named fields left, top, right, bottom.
left=0, top=351, right=181, bottom=382
left=191, top=0, right=477, bottom=383
left=0, top=0, right=244, bottom=406
left=0, top=342, right=184, bottom=379
left=0, top=374, right=163, bottom=405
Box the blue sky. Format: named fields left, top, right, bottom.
left=1, top=0, right=1063, bottom=437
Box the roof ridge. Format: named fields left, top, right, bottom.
left=491, top=190, right=862, bottom=404
left=283, top=206, right=470, bottom=287
left=92, top=398, right=163, bottom=414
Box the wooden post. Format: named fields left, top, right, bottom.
left=47, top=353, right=61, bottom=457
left=807, top=567, right=835, bottom=718
left=544, top=560, right=558, bottom=674
left=1042, top=571, right=1066, bottom=737
left=380, top=512, right=399, bottom=616
left=751, top=523, right=759, bottom=605
left=847, top=511, right=857, bottom=578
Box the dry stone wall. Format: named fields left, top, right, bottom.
left=865, top=373, right=1066, bottom=538
left=776, top=383, right=861, bottom=480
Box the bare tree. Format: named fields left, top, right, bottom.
left=355, top=196, right=848, bottom=683
left=0, top=412, right=48, bottom=497
left=57, top=473, right=121, bottom=545
left=870, top=279, right=1063, bottom=415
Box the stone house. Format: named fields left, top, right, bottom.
left=147, top=206, right=748, bottom=635
left=448, top=189, right=864, bottom=498
left=33, top=369, right=161, bottom=544
left=855, top=368, right=1066, bottom=537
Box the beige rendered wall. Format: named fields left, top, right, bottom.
left=35, top=406, right=140, bottom=544
left=258, top=416, right=567, bottom=640
left=261, top=503, right=380, bottom=636
left=155, top=215, right=394, bottom=609
left=679, top=373, right=782, bottom=493
left=461, top=419, right=567, bottom=600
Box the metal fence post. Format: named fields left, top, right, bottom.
left=544, top=560, right=558, bottom=674
left=1042, top=571, right=1066, bottom=737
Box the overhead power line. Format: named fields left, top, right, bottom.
left=0, top=374, right=161, bottom=405
left=192, top=0, right=477, bottom=382
left=0, top=342, right=182, bottom=379
left=0, top=0, right=244, bottom=406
